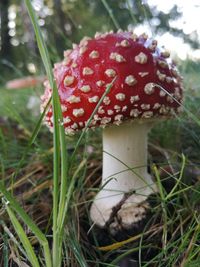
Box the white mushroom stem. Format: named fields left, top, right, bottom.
left=90, top=121, right=157, bottom=229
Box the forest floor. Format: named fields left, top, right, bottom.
left=0, top=60, right=200, bottom=266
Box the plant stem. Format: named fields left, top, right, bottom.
left=90, top=121, right=157, bottom=227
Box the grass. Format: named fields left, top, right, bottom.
left=0, top=0, right=200, bottom=266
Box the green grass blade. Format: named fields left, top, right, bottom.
left=0, top=220, right=26, bottom=257
left=68, top=232, right=88, bottom=267
left=58, top=159, right=87, bottom=230
left=0, top=182, right=52, bottom=267
left=57, top=121, right=69, bottom=237
left=24, top=1, right=53, bottom=84
left=126, top=0, right=139, bottom=25
left=55, top=159, right=87, bottom=261
left=101, top=0, right=120, bottom=29
left=166, top=154, right=186, bottom=200
left=155, top=83, right=200, bottom=128
left=13, top=97, right=52, bottom=180
left=5, top=203, right=40, bottom=267
left=3, top=233, right=9, bottom=267
left=153, top=164, right=168, bottom=252
left=24, top=1, right=68, bottom=266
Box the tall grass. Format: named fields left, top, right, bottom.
left=0, top=0, right=66, bottom=265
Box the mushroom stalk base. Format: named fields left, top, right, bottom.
left=90, top=121, right=157, bottom=230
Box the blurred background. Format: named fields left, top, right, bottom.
left=0, top=0, right=200, bottom=80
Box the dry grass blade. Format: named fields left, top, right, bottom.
left=97, top=224, right=163, bottom=251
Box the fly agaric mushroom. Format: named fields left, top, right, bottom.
left=41, top=31, right=183, bottom=234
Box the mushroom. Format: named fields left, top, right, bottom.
left=6, top=76, right=45, bottom=89
left=41, top=31, right=183, bottom=234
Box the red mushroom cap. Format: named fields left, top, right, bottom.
left=41, top=31, right=183, bottom=135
